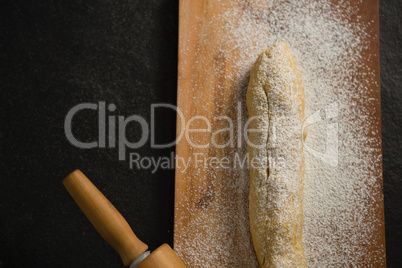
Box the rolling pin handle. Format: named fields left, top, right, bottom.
left=63, top=170, right=187, bottom=267
left=63, top=170, right=148, bottom=266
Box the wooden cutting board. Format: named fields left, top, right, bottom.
left=174, top=0, right=385, bottom=267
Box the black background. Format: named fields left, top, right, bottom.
left=0, top=0, right=401, bottom=267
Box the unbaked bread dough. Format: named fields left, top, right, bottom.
left=246, top=42, right=307, bottom=268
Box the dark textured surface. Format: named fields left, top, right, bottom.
left=0, top=1, right=178, bottom=267
left=380, top=0, right=402, bottom=267
left=0, top=0, right=400, bottom=267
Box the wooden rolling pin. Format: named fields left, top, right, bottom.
left=63, top=170, right=186, bottom=268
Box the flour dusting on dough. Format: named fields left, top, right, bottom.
left=175, top=0, right=385, bottom=267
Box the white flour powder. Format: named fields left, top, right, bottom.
left=175, top=0, right=385, bottom=267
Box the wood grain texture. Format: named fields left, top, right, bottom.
left=174, top=1, right=258, bottom=266
left=174, top=0, right=385, bottom=267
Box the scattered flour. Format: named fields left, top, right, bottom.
left=174, top=0, right=385, bottom=267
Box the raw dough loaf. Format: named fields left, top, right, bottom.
left=246, top=42, right=307, bottom=268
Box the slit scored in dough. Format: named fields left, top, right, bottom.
left=246, top=42, right=307, bottom=268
